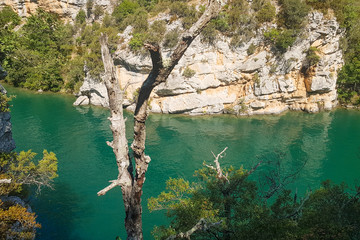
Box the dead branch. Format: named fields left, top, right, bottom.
left=204, top=147, right=229, bottom=182
left=166, top=218, right=222, bottom=240
left=97, top=33, right=132, bottom=197
left=97, top=180, right=121, bottom=196
left=0, top=179, right=11, bottom=184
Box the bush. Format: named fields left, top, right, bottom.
left=306, top=47, right=320, bottom=66
left=131, top=9, right=149, bottom=33
left=337, top=58, right=360, bottom=103
left=275, top=30, right=297, bottom=52
left=264, top=28, right=296, bottom=53
left=247, top=43, right=257, bottom=55
left=112, top=0, right=140, bottom=23
left=201, top=22, right=217, bottom=45
left=94, top=5, right=104, bottom=19
left=213, top=13, right=230, bottom=32
left=169, top=2, right=199, bottom=29
left=182, top=66, right=196, bottom=78
left=0, top=91, right=13, bottom=112
left=86, top=0, right=94, bottom=17
left=76, top=9, right=86, bottom=24
left=147, top=20, right=166, bottom=44
left=163, top=29, right=179, bottom=49
left=306, top=0, right=331, bottom=12
left=256, top=1, right=276, bottom=23
left=129, top=33, right=147, bottom=51
left=278, top=0, right=310, bottom=29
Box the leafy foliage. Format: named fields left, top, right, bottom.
left=255, top=1, right=276, bottom=23
left=278, top=0, right=310, bottom=29
left=163, top=29, right=179, bottom=49
left=0, top=91, right=13, bottom=112
left=182, top=67, right=196, bottom=78
left=0, top=200, right=41, bottom=240
left=0, top=150, right=58, bottom=195
left=2, top=9, right=73, bottom=92
left=149, top=164, right=360, bottom=240
left=305, top=47, right=320, bottom=67
left=264, top=28, right=297, bottom=53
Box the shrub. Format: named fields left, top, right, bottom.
left=275, top=30, right=296, bottom=53
left=163, top=29, right=179, bottom=49
left=112, top=0, right=140, bottom=23
left=264, top=28, right=280, bottom=42
left=169, top=2, right=199, bottom=29
left=76, top=9, right=86, bottom=24
left=86, top=0, right=94, bottom=17
left=256, top=1, right=276, bottom=23
left=0, top=92, right=13, bottom=112
left=94, top=5, right=104, bottom=19
left=213, top=13, right=230, bottom=32
left=182, top=66, right=196, bottom=78
left=247, top=43, right=257, bottom=55
left=278, top=0, right=310, bottom=29
left=306, top=47, right=320, bottom=66
left=264, top=28, right=296, bottom=53
left=201, top=22, right=217, bottom=45
left=147, top=20, right=166, bottom=44
left=129, top=33, right=147, bottom=51
left=306, top=0, right=331, bottom=12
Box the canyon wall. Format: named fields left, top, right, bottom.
left=0, top=0, right=115, bottom=21
left=76, top=11, right=344, bottom=115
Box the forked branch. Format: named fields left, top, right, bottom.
left=204, top=147, right=229, bottom=182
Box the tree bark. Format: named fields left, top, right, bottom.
left=98, top=1, right=225, bottom=239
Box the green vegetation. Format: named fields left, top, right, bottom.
left=255, top=0, right=276, bottom=23
left=1, top=0, right=360, bottom=105
left=305, top=47, right=320, bottom=67
left=149, top=163, right=360, bottom=239
left=0, top=150, right=58, bottom=195
left=247, top=43, right=257, bottom=55
left=182, top=66, right=196, bottom=78
left=0, top=92, right=13, bottom=112
left=0, top=91, right=58, bottom=239
left=163, top=29, right=179, bottom=49
left=278, top=0, right=310, bottom=30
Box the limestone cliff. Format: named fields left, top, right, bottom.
left=0, top=0, right=115, bottom=21
left=75, top=11, right=344, bottom=115
left=0, top=85, right=15, bottom=152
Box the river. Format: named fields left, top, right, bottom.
left=5, top=84, right=360, bottom=240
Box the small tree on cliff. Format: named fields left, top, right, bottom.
left=97, top=0, right=226, bottom=239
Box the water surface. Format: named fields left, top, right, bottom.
left=5, top=84, right=360, bottom=239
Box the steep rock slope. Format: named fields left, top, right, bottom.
left=0, top=85, right=15, bottom=152
left=76, top=11, right=343, bottom=115
left=0, top=0, right=115, bottom=21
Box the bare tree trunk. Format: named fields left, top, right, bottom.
left=98, top=1, right=225, bottom=239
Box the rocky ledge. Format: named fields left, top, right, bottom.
left=75, top=11, right=344, bottom=116
left=0, top=0, right=115, bottom=21
left=0, top=85, right=15, bottom=152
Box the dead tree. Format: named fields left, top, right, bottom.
left=97, top=1, right=225, bottom=239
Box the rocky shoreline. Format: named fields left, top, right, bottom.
left=74, top=11, right=344, bottom=116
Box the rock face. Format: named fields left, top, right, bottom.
left=73, top=67, right=109, bottom=107
left=75, top=12, right=343, bottom=115
left=0, top=0, right=116, bottom=21
left=0, top=85, right=16, bottom=152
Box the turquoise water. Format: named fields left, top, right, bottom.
left=5, top=84, right=360, bottom=240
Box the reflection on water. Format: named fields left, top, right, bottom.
left=4, top=84, right=360, bottom=239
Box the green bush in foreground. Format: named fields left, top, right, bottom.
left=149, top=164, right=360, bottom=240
